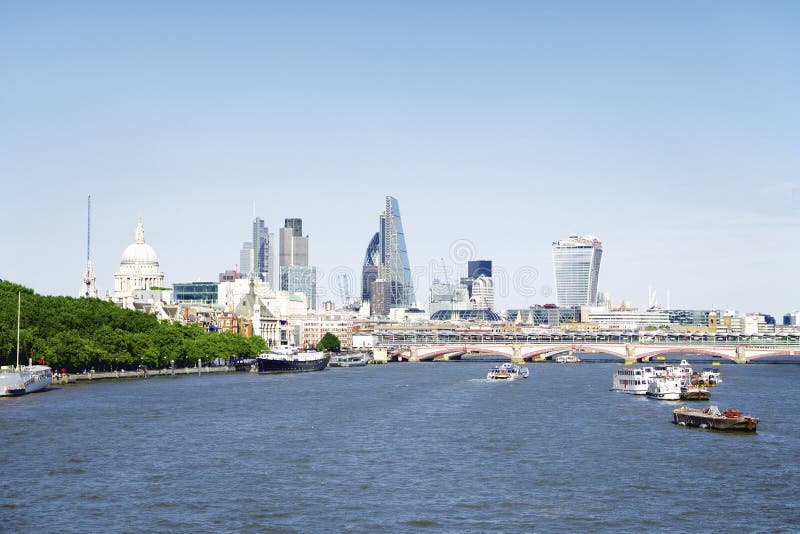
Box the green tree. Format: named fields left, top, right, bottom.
left=316, top=332, right=341, bottom=352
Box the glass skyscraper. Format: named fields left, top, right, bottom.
left=379, top=196, right=415, bottom=308
left=552, top=235, right=603, bottom=307
left=361, top=232, right=380, bottom=301
left=279, top=218, right=315, bottom=309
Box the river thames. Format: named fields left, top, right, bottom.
left=2, top=360, right=799, bottom=532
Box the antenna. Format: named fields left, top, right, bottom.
left=87, top=195, right=91, bottom=262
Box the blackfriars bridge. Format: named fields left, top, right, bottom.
left=375, top=332, right=800, bottom=364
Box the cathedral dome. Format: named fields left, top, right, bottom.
left=120, top=220, right=159, bottom=266
left=121, top=242, right=159, bottom=265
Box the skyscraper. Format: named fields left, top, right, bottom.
left=279, top=218, right=316, bottom=309
left=361, top=232, right=379, bottom=301
left=551, top=235, right=603, bottom=307
left=240, top=217, right=274, bottom=286
left=379, top=196, right=414, bottom=308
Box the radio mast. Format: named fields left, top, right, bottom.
left=81, top=194, right=98, bottom=298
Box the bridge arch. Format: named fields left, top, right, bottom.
left=519, top=344, right=627, bottom=360
left=635, top=347, right=736, bottom=362
left=746, top=351, right=800, bottom=362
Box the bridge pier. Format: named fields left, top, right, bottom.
left=735, top=346, right=748, bottom=364
left=625, top=343, right=638, bottom=364
left=512, top=345, right=524, bottom=363
left=409, top=347, right=420, bottom=362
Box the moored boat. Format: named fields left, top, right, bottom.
left=329, top=352, right=370, bottom=367
left=680, top=384, right=710, bottom=401
left=646, top=377, right=682, bottom=400
left=673, top=405, right=758, bottom=432
left=611, top=366, right=656, bottom=394
left=486, top=362, right=529, bottom=380
left=0, top=293, right=52, bottom=396
left=256, top=347, right=330, bottom=373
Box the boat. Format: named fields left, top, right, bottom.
left=0, top=293, right=52, bottom=396
left=611, top=366, right=656, bottom=394
left=229, top=357, right=256, bottom=372
left=680, top=384, right=710, bottom=401
left=697, top=367, right=722, bottom=386
left=673, top=406, right=758, bottom=432
left=0, top=366, right=26, bottom=396
left=329, top=352, right=370, bottom=367
left=486, top=362, right=529, bottom=380
left=256, top=347, right=330, bottom=373
left=554, top=353, right=581, bottom=363
left=646, top=377, right=682, bottom=400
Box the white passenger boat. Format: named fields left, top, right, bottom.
left=611, top=366, right=656, bottom=394
left=646, top=377, right=682, bottom=400
left=698, top=367, right=722, bottom=385
left=0, top=293, right=52, bottom=396
left=486, top=362, right=529, bottom=380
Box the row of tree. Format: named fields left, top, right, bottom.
left=0, top=281, right=267, bottom=372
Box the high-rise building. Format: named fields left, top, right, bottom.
left=279, top=218, right=315, bottom=310
left=379, top=196, right=414, bottom=308
left=471, top=274, right=494, bottom=310
left=361, top=232, right=380, bottom=301
left=284, top=218, right=303, bottom=238
left=240, top=217, right=274, bottom=286
left=552, top=235, right=603, bottom=307
left=462, top=259, right=492, bottom=298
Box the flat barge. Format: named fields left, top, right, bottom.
left=673, top=406, right=759, bottom=432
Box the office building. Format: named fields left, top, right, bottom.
left=173, top=282, right=219, bottom=305
left=278, top=218, right=315, bottom=310
left=361, top=232, right=380, bottom=301
left=552, top=235, right=603, bottom=307
left=379, top=196, right=415, bottom=308
left=240, top=217, right=274, bottom=286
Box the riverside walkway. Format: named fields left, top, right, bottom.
left=53, top=365, right=242, bottom=384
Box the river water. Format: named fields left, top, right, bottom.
left=2, top=360, right=799, bottom=532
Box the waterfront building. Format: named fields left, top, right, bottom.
left=505, top=305, right=580, bottom=327
left=173, top=282, right=219, bottom=305
left=218, top=279, right=308, bottom=319
left=552, top=235, right=603, bottom=307
left=112, top=219, right=166, bottom=309
left=583, top=308, right=670, bottom=331
left=429, top=309, right=503, bottom=322
left=379, top=196, right=414, bottom=309
left=300, top=316, right=353, bottom=350
left=668, top=309, right=714, bottom=327
left=361, top=232, right=380, bottom=301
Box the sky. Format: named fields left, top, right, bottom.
left=1, top=1, right=798, bottom=316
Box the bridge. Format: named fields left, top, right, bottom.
left=375, top=331, right=800, bottom=364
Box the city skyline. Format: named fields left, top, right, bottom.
left=1, top=2, right=798, bottom=316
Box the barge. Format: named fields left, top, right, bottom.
left=673, top=406, right=758, bottom=432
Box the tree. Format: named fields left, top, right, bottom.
left=317, top=332, right=341, bottom=352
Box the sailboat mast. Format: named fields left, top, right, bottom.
left=16, top=292, right=20, bottom=370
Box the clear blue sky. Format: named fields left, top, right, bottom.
left=1, top=1, right=798, bottom=316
